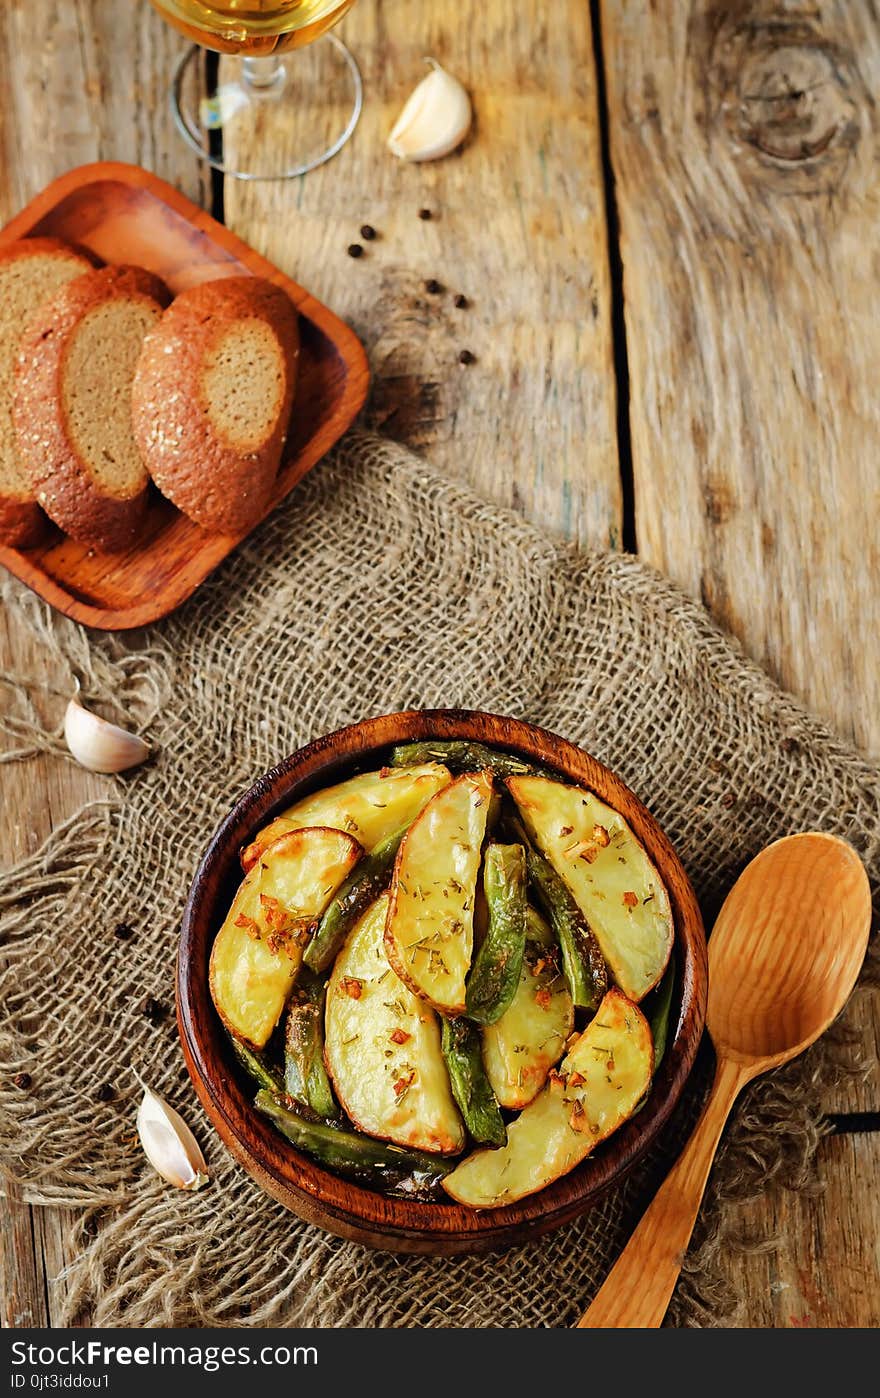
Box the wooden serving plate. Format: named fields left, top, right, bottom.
left=0, top=162, right=369, bottom=631
left=178, top=710, right=708, bottom=1255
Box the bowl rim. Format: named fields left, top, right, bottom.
left=177, top=708, right=707, bottom=1251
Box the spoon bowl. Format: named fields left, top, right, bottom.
left=579, top=831, right=871, bottom=1328
left=708, top=832, right=872, bottom=1066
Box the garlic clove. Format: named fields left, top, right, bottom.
left=388, top=60, right=472, bottom=162
left=63, top=696, right=150, bottom=774
left=137, top=1083, right=209, bottom=1191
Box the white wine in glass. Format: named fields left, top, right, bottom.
left=149, top=0, right=362, bottom=179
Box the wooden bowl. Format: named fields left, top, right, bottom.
left=178, top=709, right=708, bottom=1254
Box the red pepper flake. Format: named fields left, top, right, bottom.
left=559, top=825, right=573, bottom=836
left=568, top=1070, right=586, bottom=1088
left=379, top=766, right=394, bottom=778
left=389, top=1028, right=411, bottom=1045
left=234, top=912, right=260, bottom=935
left=531, top=957, right=548, bottom=977
left=547, top=1068, right=566, bottom=1090
left=622, top=891, right=639, bottom=909
left=340, top=977, right=363, bottom=1000
left=392, top=1070, right=416, bottom=1099
left=534, top=987, right=552, bottom=1010
left=592, top=824, right=610, bottom=847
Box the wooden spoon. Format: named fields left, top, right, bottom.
left=578, top=832, right=871, bottom=1329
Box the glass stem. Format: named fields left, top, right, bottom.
left=241, top=56, right=284, bottom=92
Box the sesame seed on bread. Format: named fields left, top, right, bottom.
left=131, top=275, right=299, bottom=535
left=0, top=237, right=100, bottom=547
left=14, top=263, right=171, bottom=553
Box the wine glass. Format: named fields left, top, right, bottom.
left=149, top=1, right=362, bottom=180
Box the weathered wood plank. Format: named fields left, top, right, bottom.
left=222, top=0, right=622, bottom=548
left=600, top=0, right=879, bottom=1111
left=720, top=1130, right=880, bottom=1327
left=0, top=600, right=107, bottom=1329
left=0, top=0, right=204, bottom=1332
left=600, top=0, right=880, bottom=756
left=0, top=0, right=208, bottom=222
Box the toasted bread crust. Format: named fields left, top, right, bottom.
left=0, top=238, right=100, bottom=547
left=131, top=276, right=299, bottom=535
left=0, top=492, right=48, bottom=549
left=14, top=264, right=170, bottom=553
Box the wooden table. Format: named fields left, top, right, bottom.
left=1, top=0, right=877, bottom=1328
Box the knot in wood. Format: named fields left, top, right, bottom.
left=717, top=21, right=859, bottom=192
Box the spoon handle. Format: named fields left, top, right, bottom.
left=577, top=1055, right=749, bottom=1328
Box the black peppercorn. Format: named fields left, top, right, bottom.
left=113, top=921, right=134, bottom=941
left=418, top=208, right=432, bottom=220
left=458, top=349, right=476, bottom=365
left=95, top=1082, right=114, bottom=1103
left=360, top=224, right=376, bottom=241
left=425, top=278, right=443, bottom=295
left=141, top=995, right=165, bottom=1022
left=12, top=1071, right=32, bottom=1090
left=454, top=294, right=469, bottom=309
left=347, top=243, right=364, bottom=258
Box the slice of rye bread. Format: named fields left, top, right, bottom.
left=131, top=276, right=299, bottom=534
left=14, top=264, right=171, bottom=552
left=0, top=237, right=100, bottom=547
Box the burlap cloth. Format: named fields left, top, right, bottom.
left=1, top=433, right=877, bottom=1328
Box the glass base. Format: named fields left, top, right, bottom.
left=171, top=33, right=363, bottom=180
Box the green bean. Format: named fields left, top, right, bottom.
left=390, top=740, right=544, bottom=781
left=465, top=843, right=527, bottom=1025
left=230, top=1036, right=285, bottom=1097
left=441, top=1018, right=507, bottom=1147
left=284, top=969, right=338, bottom=1118
left=514, top=826, right=608, bottom=1011
left=254, top=1091, right=457, bottom=1186
left=304, top=825, right=406, bottom=973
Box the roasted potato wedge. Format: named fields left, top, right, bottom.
left=210, top=826, right=361, bottom=1049
left=325, top=894, right=465, bottom=1154
left=508, top=776, right=673, bottom=1001
left=384, top=770, right=494, bottom=1014
left=241, top=762, right=452, bottom=870
left=444, top=988, right=653, bottom=1207
left=482, top=932, right=574, bottom=1109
